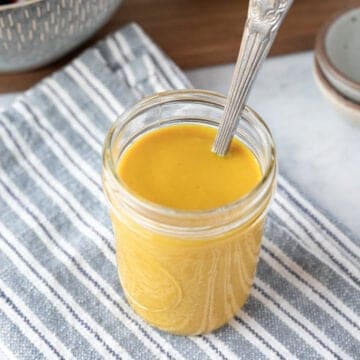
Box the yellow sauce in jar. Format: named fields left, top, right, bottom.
left=111, top=124, right=263, bottom=334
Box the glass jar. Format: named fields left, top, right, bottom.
left=102, top=90, right=276, bottom=335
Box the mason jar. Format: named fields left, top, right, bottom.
left=102, top=90, right=276, bottom=335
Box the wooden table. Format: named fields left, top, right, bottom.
left=0, top=0, right=358, bottom=93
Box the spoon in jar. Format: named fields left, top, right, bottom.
left=212, top=0, right=293, bottom=156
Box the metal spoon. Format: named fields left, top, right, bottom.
left=212, top=0, right=293, bottom=156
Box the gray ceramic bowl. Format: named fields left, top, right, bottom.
left=315, top=7, right=360, bottom=103
left=0, top=0, right=122, bottom=73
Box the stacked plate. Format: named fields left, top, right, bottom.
left=314, top=6, right=360, bottom=121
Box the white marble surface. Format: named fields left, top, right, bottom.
left=1, top=51, right=359, bottom=236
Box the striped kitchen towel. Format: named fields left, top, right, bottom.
left=0, top=23, right=359, bottom=360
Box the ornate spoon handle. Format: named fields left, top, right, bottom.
left=212, top=0, right=293, bottom=156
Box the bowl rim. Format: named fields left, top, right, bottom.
left=315, top=6, right=360, bottom=92
left=0, top=0, right=44, bottom=12
left=313, top=57, right=360, bottom=113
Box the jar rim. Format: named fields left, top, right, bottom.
left=102, top=89, right=276, bottom=221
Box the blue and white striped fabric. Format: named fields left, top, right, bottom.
left=0, top=23, right=359, bottom=360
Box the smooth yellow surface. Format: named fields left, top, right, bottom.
left=111, top=124, right=264, bottom=335
left=118, top=124, right=262, bottom=210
